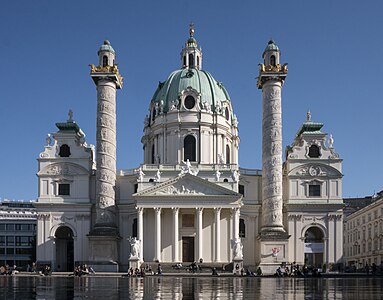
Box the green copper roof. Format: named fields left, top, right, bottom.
left=98, top=40, right=115, bottom=55
left=263, top=40, right=279, bottom=56
left=296, top=122, right=324, bottom=137
left=151, top=68, right=231, bottom=113
left=56, top=122, right=80, bottom=133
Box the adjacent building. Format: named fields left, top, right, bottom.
left=344, top=192, right=383, bottom=268
left=0, top=200, right=37, bottom=267
left=34, top=27, right=344, bottom=273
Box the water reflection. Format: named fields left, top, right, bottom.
left=0, top=275, right=382, bottom=299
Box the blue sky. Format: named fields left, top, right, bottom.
left=1, top=0, right=382, bottom=200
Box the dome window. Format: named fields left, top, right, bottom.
left=102, top=56, right=108, bottom=67
left=225, top=107, right=230, bottom=121
left=152, top=107, right=156, bottom=121
left=151, top=145, right=155, bottom=164
left=184, top=95, right=196, bottom=109
left=59, top=144, right=71, bottom=157
left=226, top=145, right=230, bottom=164
left=184, top=135, right=196, bottom=161
left=308, top=145, right=321, bottom=158
left=183, top=56, right=186, bottom=67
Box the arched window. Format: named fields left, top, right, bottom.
left=59, top=144, right=71, bottom=157
left=184, top=135, right=196, bottom=161
left=270, top=55, right=276, bottom=66
left=226, top=145, right=230, bottom=164
left=308, top=145, right=320, bottom=158
left=102, top=55, right=108, bottom=67
left=304, top=227, right=324, bottom=243
left=183, top=56, right=186, bottom=67
left=132, top=218, right=137, bottom=238
left=151, top=145, right=155, bottom=164
left=197, top=56, right=200, bottom=68
left=223, top=178, right=228, bottom=182
left=239, top=218, right=246, bottom=238
left=189, top=53, right=194, bottom=67
left=152, top=107, right=156, bottom=121
left=225, top=107, right=230, bottom=121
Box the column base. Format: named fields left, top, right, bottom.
left=256, top=231, right=290, bottom=275
left=88, top=234, right=121, bottom=272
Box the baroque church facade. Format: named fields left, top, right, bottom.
left=35, top=27, right=344, bottom=273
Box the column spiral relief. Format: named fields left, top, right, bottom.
left=96, top=82, right=117, bottom=225
left=262, top=82, right=284, bottom=229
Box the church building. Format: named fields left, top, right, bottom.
left=35, top=26, right=344, bottom=273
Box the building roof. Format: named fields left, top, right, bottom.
left=151, top=68, right=231, bottom=113
left=263, top=39, right=280, bottom=56
left=98, top=40, right=115, bottom=55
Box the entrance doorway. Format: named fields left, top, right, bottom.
left=304, top=227, right=324, bottom=268
left=182, top=237, right=195, bottom=262
left=55, top=226, right=74, bottom=271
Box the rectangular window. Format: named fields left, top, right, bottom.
left=182, top=214, right=195, bottom=228
left=6, top=236, right=14, bottom=246
left=0, top=236, right=5, bottom=246
left=6, top=224, right=15, bottom=231
left=15, top=248, right=32, bottom=255
left=238, top=184, right=245, bottom=197
left=0, top=224, right=5, bottom=231
left=0, top=248, right=4, bottom=255
left=309, top=185, right=321, bottom=197
left=6, top=248, right=15, bottom=254
left=15, top=236, right=30, bottom=246
left=58, top=184, right=70, bottom=196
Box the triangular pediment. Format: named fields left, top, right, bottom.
left=134, top=173, right=240, bottom=197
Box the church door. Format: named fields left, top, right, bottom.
left=304, top=227, right=324, bottom=269
left=182, top=237, right=195, bottom=262
left=55, top=226, right=74, bottom=271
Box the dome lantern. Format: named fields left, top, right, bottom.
left=181, top=23, right=202, bottom=70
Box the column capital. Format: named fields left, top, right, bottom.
left=135, top=206, right=144, bottom=213
left=154, top=207, right=162, bottom=214
left=214, top=207, right=222, bottom=214
left=171, top=207, right=180, bottom=214
left=196, top=207, right=204, bottom=213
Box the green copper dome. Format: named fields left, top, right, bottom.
left=98, top=40, right=115, bottom=55
left=263, top=40, right=279, bottom=55
left=151, top=68, right=231, bottom=113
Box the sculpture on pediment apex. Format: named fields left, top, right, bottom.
left=154, top=169, right=161, bottom=182
left=135, top=167, right=145, bottom=183
left=179, top=159, right=199, bottom=176
left=232, top=170, right=240, bottom=182
left=215, top=169, right=221, bottom=181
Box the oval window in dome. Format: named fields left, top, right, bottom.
left=184, top=95, right=195, bottom=109
left=225, top=107, right=230, bottom=121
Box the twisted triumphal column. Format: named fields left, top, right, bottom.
left=257, top=40, right=288, bottom=236
left=90, top=40, right=123, bottom=234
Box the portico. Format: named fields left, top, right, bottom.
left=133, top=173, right=242, bottom=263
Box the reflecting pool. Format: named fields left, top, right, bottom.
left=1, top=276, right=382, bottom=299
